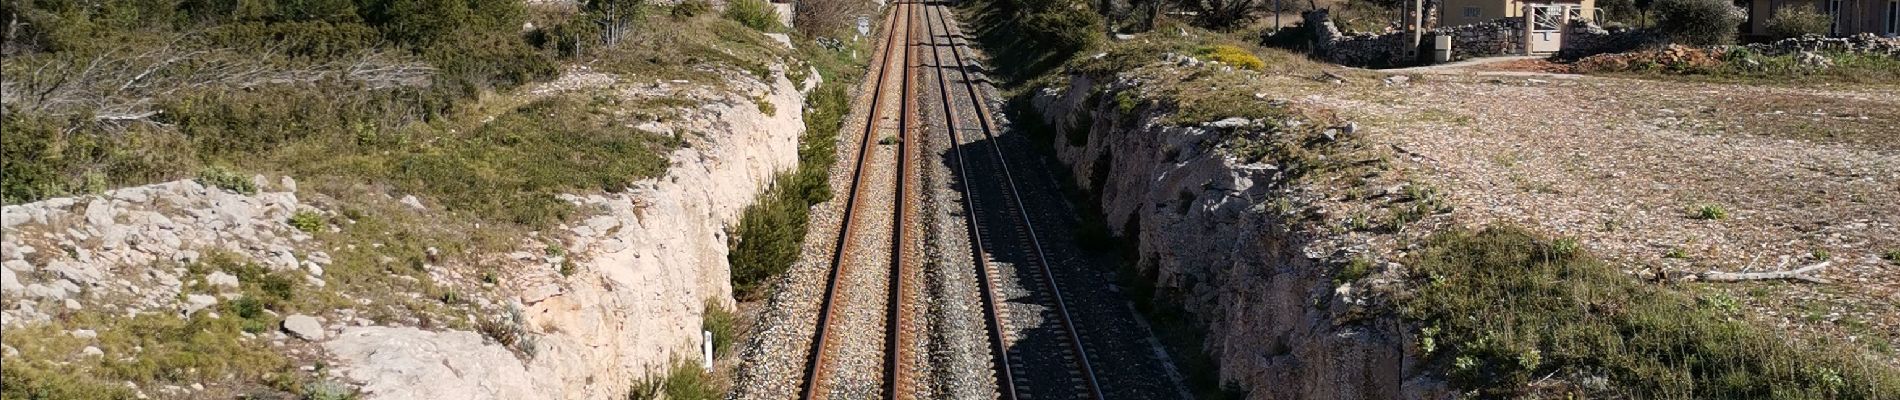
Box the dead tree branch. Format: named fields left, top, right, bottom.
left=1696, top=261, right=1832, bottom=284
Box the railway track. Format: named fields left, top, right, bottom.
left=798, top=2, right=1105, bottom=399
left=917, top=2, right=1103, bottom=400
left=799, top=1, right=920, bottom=399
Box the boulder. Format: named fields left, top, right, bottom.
left=1, top=269, right=20, bottom=295
left=283, top=314, right=325, bottom=341
left=206, top=271, right=240, bottom=289
left=183, top=294, right=218, bottom=315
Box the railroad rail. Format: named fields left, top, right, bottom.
left=798, top=1, right=918, bottom=399
left=798, top=2, right=1103, bottom=399
left=919, top=3, right=1104, bottom=399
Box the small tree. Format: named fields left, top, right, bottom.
left=1764, top=6, right=1830, bottom=39
left=1652, top=0, right=1743, bottom=45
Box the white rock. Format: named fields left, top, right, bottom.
left=81, top=346, right=104, bottom=357
left=71, top=329, right=98, bottom=339
left=64, top=299, right=81, bottom=310
left=46, top=260, right=104, bottom=286
left=763, top=33, right=793, bottom=48
left=183, top=294, right=218, bottom=315
left=279, top=176, right=298, bottom=193
left=0, top=269, right=19, bottom=295
left=112, top=187, right=152, bottom=203
left=206, top=271, right=240, bottom=289
left=2, top=344, right=16, bottom=358
left=325, top=326, right=538, bottom=399
left=85, top=198, right=115, bottom=227
left=400, top=195, right=426, bottom=210
left=24, top=283, right=68, bottom=300
left=1, top=260, right=30, bottom=273
left=1209, top=117, right=1250, bottom=128
left=283, top=314, right=326, bottom=341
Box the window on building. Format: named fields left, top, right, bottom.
left=1888, top=0, right=1898, bottom=35
left=1464, top=7, right=1482, bottom=18
left=1829, top=0, right=1843, bottom=34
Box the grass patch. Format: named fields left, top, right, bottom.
left=628, top=362, right=724, bottom=400
left=1401, top=226, right=1900, bottom=398
left=0, top=309, right=293, bottom=398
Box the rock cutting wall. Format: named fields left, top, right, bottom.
left=1030, top=75, right=1446, bottom=399
left=325, top=64, right=818, bottom=399
left=1, top=59, right=817, bottom=400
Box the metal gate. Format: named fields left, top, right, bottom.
left=1525, top=4, right=1570, bottom=54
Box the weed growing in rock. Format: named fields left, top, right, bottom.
left=198, top=166, right=258, bottom=195
left=1689, top=203, right=1729, bottom=220
left=288, top=210, right=325, bottom=234
left=1885, top=249, right=1900, bottom=266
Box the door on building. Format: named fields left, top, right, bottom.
left=1525, top=4, right=1569, bottom=54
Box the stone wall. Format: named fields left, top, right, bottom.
left=1743, top=33, right=1900, bottom=57
left=1430, top=18, right=1523, bottom=60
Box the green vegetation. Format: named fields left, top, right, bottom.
left=1578, top=47, right=1900, bottom=85
left=1689, top=203, right=1729, bottom=220
left=197, top=166, right=259, bottom=195
left=288, top=210, right=326, bottom=233
left=961, top=0, right=1105, bottom=82
left=727, top=34, right=867, bottom=299
left=702, top=300, right=738, bottom=357
left=626, top=362, right=722, bottom=400
left=1652, top=0, right=1744, bottom=45
left=1764, top=6, right=1831, bottom=40
left=0, top=258, right=314, bottom=398
left=723, top=0, right=784, bottom=32
left=1196, top=45, right=1265, bottom=70
left=1402, top=226, right=1900, bottom=398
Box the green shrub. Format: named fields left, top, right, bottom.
left=1403, top=226, right=1900, bottom=398
left=197, top=166, right=258, bottom=195
left=1653, top=0, right=1744, bottom=45
left=1883, top=249, right=1900, bottom=266
left=288, top=210, right=326, bottom=233
left=965, top=0, right=1105, bottom=82
left=724, top=0, right=783, bottom=32
left=1764, top=6, right=1831, bottom=40
left=674, top=0, right=713, bottom=19
left=702, top=301, right=737, bottom=357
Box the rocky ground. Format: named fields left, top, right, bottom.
left=1293, top=70, right=1900, bottom=363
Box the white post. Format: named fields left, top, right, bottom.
left=702, top=330, right=714, bottom=370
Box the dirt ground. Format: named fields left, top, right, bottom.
left=1290, top=71, right=1900, bottom=362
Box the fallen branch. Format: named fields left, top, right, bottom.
left=1697, top=261, right=1831, bottom=284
